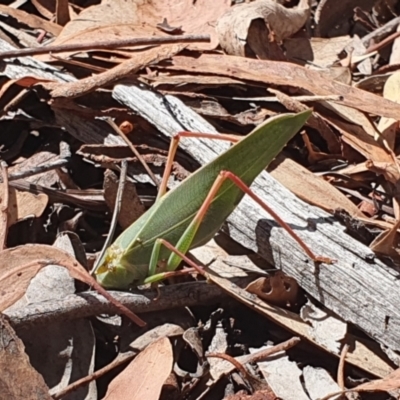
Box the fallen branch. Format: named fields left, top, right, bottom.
left=0, top=34, right=210, bottom=59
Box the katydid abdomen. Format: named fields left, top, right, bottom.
left=95, top=111, right=312, bottom=289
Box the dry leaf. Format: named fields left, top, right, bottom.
left=377, top=71, right=400, bottom=150
left=319, top=111, right=392, bottom=164
left=103, top=169, right=145, bottom=229
left=43, top=0, right=230, bottom=57
left=369, top=218, right=400, bottom=260
left=246, top=271, right=299, bottom=307
left=284, top=36, right=352, bottom=68
left=46, top=43, right=185, bottom=99
left=300, top=301, right=347, bottom=354
left=167, top=54, right=400, bottom=120
left=0, top=315, right=52, bottom=400
left=322, top=368, right=400, bottom=400
left=103, top=337, right=173, bottom=400
left=269, top=156, right=366, bottom=219
left=390, top=24, right=400, bottom=65
left=216, top=0, right=310, bottom=58
left=0, top=5, right=61, bottom=36
left=354, top=368, right=400, bottom=392
left=254, top=345, right=309, bottom=400
left=315, top=0, right=376, bottom=37
left=365, top=159, right=400, bottom=185
left=7, top=188, right=48, bottom=226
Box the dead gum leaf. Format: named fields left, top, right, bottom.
left=103, top=337, right=173, bottom=400
left=217, top=0, right=310, bottom=57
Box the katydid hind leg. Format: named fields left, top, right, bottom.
left=166, top=170, right=334, bottom=269
left=218, top=171, right=335, bottom=264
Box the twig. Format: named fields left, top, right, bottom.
left=9, top=142, right=70, bottom=182
left=216, top=94, right=344, bottom=102
left=207, top=337, right=300, bottom=369
left=0, top=34, right=210, bottom=60
left=8, top=158, right=69, bottom=181
left=0, top=161, right=9, bottom=250
left=49, top=43, right=186, bottom=98
left=207, top=352, right=251, bottom=380
left=9, top=180, right=107, bottom=211
left=53, top=352, right=135, bottom=399
left=337, top=344, right=349, bottom=390
left=361, top=16, right=400, bottom=47
left=207, top=337, right=301, bottom=390
left=5, top=278, right=254, bottom=329
left=364, top=30, right=400, bottom=55
left=91, top=159, right=128, bottom=274
left=106, top=118, right=160, bottom=188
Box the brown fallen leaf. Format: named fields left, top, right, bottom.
left=103, top=337, right=173, bottom=400
left=321, top=367, right=400, bottom=400
left=318, top=109, right=392, bottom=164
left=0, top=315, right=52, bottom=400
left=45, top=43, right=185, bottom=99
left=246, top=271, right=299, bottom=307
left=269, top=156, right=366, bottom=219
left=43, top=0, right=230, bottom=57
left=7, top=188, right=48, bottom=227
left=0, top=5, right=61, bottom=36
left=0, top=244, right=146, bottom=327
left=103, top=169, right=145, bottom=229
left=216, top=0, right=310, bottom=58
left=267, top=88, right=341, bottom=154
left=166, top=54, right=400, bottom=120
left=365, top=159, right=400, bottom=187
left=315, top=0, right=376, bottom=37
left=377, top=71, right=400, bottom=150
left=369, top=218, right=400, bottom=260
left=284, top=36, right=352, bottom=69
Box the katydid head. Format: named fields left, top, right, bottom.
left=95, top=244, right=138, bottom=289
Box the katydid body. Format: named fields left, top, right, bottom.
left=95, top=110, right=324, bottom=289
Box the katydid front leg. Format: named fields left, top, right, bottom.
left=145, top=132, right=334, bottom=284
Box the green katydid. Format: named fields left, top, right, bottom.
left=94, top=110, right=332, bottom=293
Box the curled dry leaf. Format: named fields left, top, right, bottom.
left=0, top=244, right=146, bottom=326
left=369, top=218, right=400, bottom=260
left=378, top=71, right=400, bottom=150
left=45, top=0, right=230, bottom=57
left=365, top=159, right=400, bottom=185
left=353, top=367, right=400, bottom=392
left=0, top=315, right=52, bottom=399
left=321, top=367, right=400, bottom=400
left=217, top=0, right=310, bottom=57
left=103, top=169, right=145, bottom=229
left=103, top=337, right=173, bottom=400
left=246, top=271, right=299, bottom=307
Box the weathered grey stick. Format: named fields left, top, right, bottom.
left=5, top=280, right=246, bottom=330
